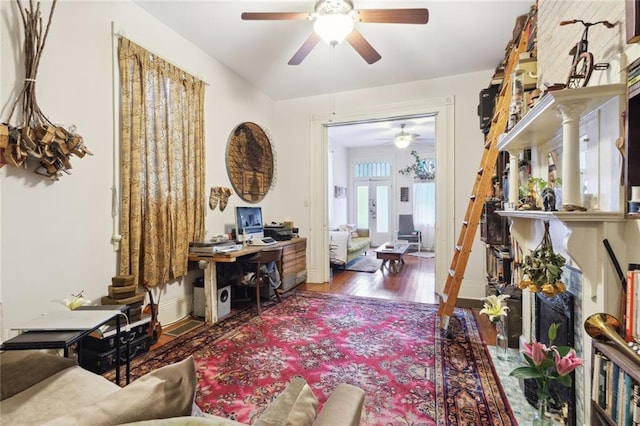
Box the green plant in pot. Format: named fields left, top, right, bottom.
left=398, top=150, right=434, bottom=181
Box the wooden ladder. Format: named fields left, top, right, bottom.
left=437, top=26, right=531, bottom=331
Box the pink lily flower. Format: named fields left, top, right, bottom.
left=522, top=341, right=548, bottom=366
left=553, top=348, right=583, bottom=376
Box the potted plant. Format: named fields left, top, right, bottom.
left=398, top=150, right=435, bottom=181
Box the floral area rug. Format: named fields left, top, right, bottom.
left=342, top=256, right=382, bottom=273
left=106, top=291, right=516, bottom=425
left=406, top=251, right=435, bottom=259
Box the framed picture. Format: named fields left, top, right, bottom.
left=400, top=187, right=409, bottom=202
left=334, top=186, right=347, bottom=198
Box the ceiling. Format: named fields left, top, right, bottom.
left=327, top=115, right=436, bottom=149
left=133, top=0, right=532, bottom=148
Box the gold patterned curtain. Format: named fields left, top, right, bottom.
left=118, top=38, right=205, bottom=287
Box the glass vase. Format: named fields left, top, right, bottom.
left=532, top=399, right=554, bottom=425
left=494, top=317, right=509, bottom=360
left=507, top=70, right=525, bottom=131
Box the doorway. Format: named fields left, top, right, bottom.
left=308, top=97, right=455, bottom=290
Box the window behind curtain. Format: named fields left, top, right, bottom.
left=118, top=38, right=205, bottom=287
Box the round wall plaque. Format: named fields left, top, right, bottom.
left=225, top=122, right=274, bottom=203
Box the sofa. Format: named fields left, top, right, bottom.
left=329, top=228, right=371, bottom=266
left=0, top=350, right=365, bottom=426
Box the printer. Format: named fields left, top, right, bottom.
left=264, top=225, right=293, bottom=241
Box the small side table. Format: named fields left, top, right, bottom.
left=0, top=306, right=130, bottom=385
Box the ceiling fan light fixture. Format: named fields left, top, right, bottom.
left=394, top=134, right=412, bottom=149
left=313, top=14, right=354, bottom=45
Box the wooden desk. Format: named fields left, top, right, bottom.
left=189, top=238, right=306, bottom=322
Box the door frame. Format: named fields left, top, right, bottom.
left=308, top=96, right=455, bottom=292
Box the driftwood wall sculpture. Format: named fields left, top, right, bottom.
left=0, top=0, right=92, bottom=180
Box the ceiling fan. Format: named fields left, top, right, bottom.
left=377, top=124, right=429, bottom=148
left=392, top=124, right=418, bottom=148
left=241, top=0, right=429, bottom=65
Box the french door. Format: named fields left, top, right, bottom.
left=354, top=179, right=392, bottom=246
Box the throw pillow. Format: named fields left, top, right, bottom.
left=0, top=350, right=77, bottom=401
left=120, top=417, right=245, bottom=425
left=345, top=224, right=359, bottom=238
left=254, top=376, right=318, bottom=426
left=44, top=356, right=197, bottom=425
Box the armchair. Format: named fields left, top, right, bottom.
left=397, top=214, right=421, bottom=252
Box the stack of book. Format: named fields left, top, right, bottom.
left=592, top=351, right=640, bottom=424
left=100, top=275, right=145, bottom=322
left=626, top=263, right=640, bottom=343
left=628, top=59, right=640, bottom=99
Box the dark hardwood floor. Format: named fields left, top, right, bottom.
left=300, top=251, right=439, bottom=304
left=154, top=251, right=495, bottom=349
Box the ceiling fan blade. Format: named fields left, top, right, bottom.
left=241, top=12, right=311, bottom=21
left=346, top=30, right=381, bottom=64
left=356, top=9, right=429, bottom=24
left=288, top=32, right=321, bottom=65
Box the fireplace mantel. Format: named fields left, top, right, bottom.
left=498, top=211, right=625, bottom=303
left=497, top=210, right=625, bottom=222
left=498, top=212, right=627, bottom=426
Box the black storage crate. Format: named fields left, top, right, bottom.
left=81, top=315, right=150, bottom=352
left=79, top=334, right=150, bottom=374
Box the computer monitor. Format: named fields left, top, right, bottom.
left=235, top=206, right=264, bottom=242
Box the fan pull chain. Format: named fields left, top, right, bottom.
left=330, top=44, right=336, bottom=118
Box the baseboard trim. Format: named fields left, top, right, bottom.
left=157, top=296, right=191, bottom=326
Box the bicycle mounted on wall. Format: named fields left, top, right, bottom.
left=561, top=19, right=615, bottom=88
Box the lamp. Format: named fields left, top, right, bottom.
left=314, top=14, right=354, bottom=45
left=394, top=134, right=412, bottom=149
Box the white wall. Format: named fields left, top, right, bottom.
left=537, top=0, right=626, bottom=86
left=0, top=0, right=274, bottom=335
left=328, top=143, right=348, bottom=229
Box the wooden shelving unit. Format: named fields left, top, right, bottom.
left=590, top=339, right=640, bottom=425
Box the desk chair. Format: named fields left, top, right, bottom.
left=397, top=214, right=422, bottom=252
left=238, top=247, right=283, bottom=315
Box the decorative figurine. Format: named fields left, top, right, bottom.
left=542, top=187, right=557, bottom=211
